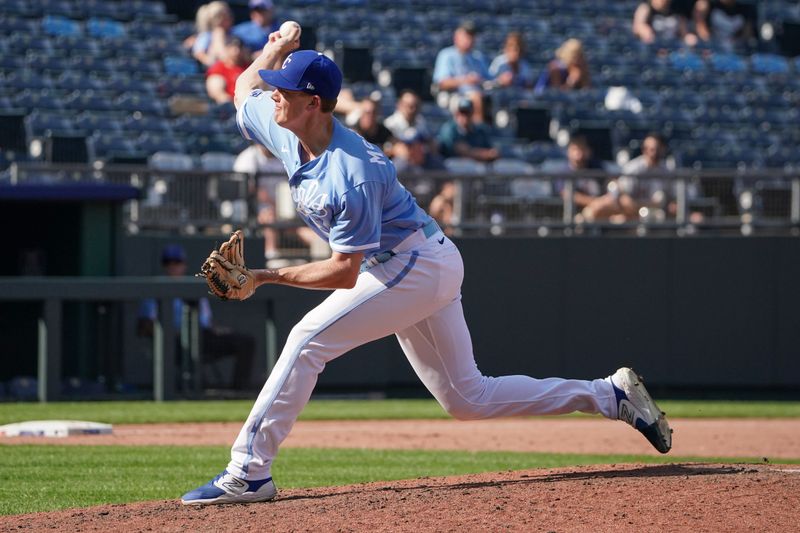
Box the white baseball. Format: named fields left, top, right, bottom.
left=279, top=20, right=301, bottom=40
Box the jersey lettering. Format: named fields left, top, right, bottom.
left=292, top=180, right=329, bottom=220
left=361, top=138, right=387, bottom=166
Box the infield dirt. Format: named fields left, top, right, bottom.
left=2, top=418, right=800, bottom=531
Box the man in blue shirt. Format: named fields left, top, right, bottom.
left=138, top=244, right=255, bottom=391
left=432, top=20, right=491, bottom=123
left=232, top=0, right=280, bottom=57
left=181, top=27, right=673, bottom=506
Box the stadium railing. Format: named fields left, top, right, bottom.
left=5, top=162, right=800, bottom=243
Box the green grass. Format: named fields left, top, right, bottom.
left=2, top=445, right=797, bottom=516
left=1, top=399, right=800, bottom=425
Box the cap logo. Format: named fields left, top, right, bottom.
left=306, top=82, right=315, bottom=90
left=281, top=56, right=292, bottom=69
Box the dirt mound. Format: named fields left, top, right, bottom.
left=3, top=464, right=799, bottom=532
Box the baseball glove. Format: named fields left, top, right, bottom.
left=198, top=230, right=256, bottom=301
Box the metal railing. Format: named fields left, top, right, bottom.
left=6, top=162, right=800, bottom=243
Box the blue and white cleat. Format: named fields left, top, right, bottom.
left=608, top=367, right=672, bottom=454
left=181, top=470, right=277, bottom=505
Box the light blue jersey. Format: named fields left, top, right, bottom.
left=236, top=90, right=431, bottom=257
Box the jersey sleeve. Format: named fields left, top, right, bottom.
left=328, top=181, right=384, bottom=253
left=235, top=90, right=281, bottom=154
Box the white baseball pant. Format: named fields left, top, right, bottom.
left=227, top=226, right=618, bottom=480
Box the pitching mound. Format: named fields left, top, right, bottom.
left=3, top=463, right=799, bottom=532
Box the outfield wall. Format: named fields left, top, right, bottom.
left=116, top=235, right=800, bottom=391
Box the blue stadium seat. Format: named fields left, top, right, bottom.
left=491, top=158, right=535, bottom=176
left=114, top=93, right=168, bottom=115
left=14, top=89, right=65, bottom=112
left=3, top=71, right=53, bottom=91
left=669, top=51, right=705, bottom=72
left=710, top=53, right=747, bottom=73
left=1, top=0, right=43, bottom=17
left=200, top=151, right=236, bottom=171
left=122, top=115, right=173, bottom=134
left=114, top=56, right=163, bottom=76
left=84, top=0, right=133, bottom=21
left=63, top=90, right=117, bottom=112
left=25, top=111, right=76, bottom=136
left=751, top=54, right=790, bottom=74
left=74, top=112, right=124, bottom=135
left=135, top=133, right=185, bottom=155
left=164, top=56, right=200, bottom=76
left=87, top=18, right=126, bottom=39
left=443, top=157, right=488, bottom=175
left=130, top=0, right=171, bottom=21
left=90, top=133, right=138, bottom=159
left=149, top=150, right=194, bottom=171
left=0, top=56, right=26, bottom=72
left=41, top=15, right=82, bottom=37
left=171, top=116, right=224, bottom=136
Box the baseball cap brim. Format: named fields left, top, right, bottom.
left=258, top=69, right=306, bottom=92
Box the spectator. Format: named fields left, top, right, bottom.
left=432, top=20, right=491, bottom=123
left=234, top=144, right=327, bottom=267
left=192, top=1, right=235, bottom=68
left=693, top=0, right=757, bottom=51
left=205, top=36, right=249, bottom=104
left=429, top=180, right=457, bottom=232
left=384, top=90, right=433, bottom=142
left=554, top=135, right=606, bottom=212
left=633, top=0, right=698, bottom=46
left=392, top=130, right=445, bottom=175
left=437, top=98, right=499, bottom=162
left=137, top=244, right=256, bottom=390
left=489, top=31, right=535, bottom=89
left=353, top=98, right=394, bottom=152
left=534, top=38, right=591, bottom=94
left=232, top=0, right=280, bottom=57
left=233, top=144, right=323, bottom=266
left=582, top=133, right=676, bottom=222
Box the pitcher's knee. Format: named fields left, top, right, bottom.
left=440, top=396, right=487, bottom=421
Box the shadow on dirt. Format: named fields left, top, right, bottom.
left=276, top=463, right=751, bottom=503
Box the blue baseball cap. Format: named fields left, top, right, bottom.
left=259, top=50, right=343, bottom=100
left=161, top=244, right=186, bottom=264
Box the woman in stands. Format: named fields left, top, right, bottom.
left=534, top=38, right=591, bottom=94
left=190, top=1, right=236, bottom=68
left=489, top=32, right=535, bottom=89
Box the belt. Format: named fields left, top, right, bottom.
left=360, top=219, right=441, bottom=272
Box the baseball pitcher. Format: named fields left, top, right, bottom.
left=184, top=25, right=672, bottom=505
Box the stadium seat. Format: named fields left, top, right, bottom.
left=710, top=53, right=747, bottom=73
left=84, top=0, right=133, bottom=21
left=25, top=111, right=76, bottom=137
left=669, top=51, right=705, bottom=72
left=491, top=158, right=535, bottom=176
left=751, top=54, right=790, bottom=74
left=200, top=152, right=236, bottom=172
left=87, top=18, right=126, bottom=39
left=164, top=56, right=200, bottom=76
left=74, top=112, right=124, bottom=135
left=443, top=157, right=487, bottom=175
left=123, top=115, right=172, bottom=134
left=135, top=133, right=185, bottom=155
left=41, top=15, right=82, bottom=38
left=114, top=93, right=167, bottom=115
left=149, top=151, right=194, bottom=171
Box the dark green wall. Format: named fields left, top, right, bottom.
left=118, top=235, right=800, bottom=392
